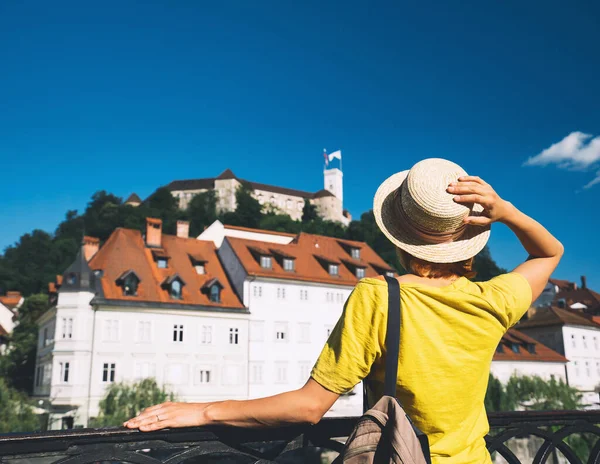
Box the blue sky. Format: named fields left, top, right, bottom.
left=1, top=0, right=599, bottom=289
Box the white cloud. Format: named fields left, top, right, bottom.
left=524, top=131, right=600, bottom=189
left=524, top=131, right=600, bottom=169
left=584, top=170, right=600, bottom=190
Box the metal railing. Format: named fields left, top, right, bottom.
left=1, top=411, right=600, bottom=463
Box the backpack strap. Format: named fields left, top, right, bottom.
left=363, top=275, right=401, bottom=411
left=383, top=275, right=401, bottom=397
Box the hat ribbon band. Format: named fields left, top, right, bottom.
left=393, top=187, right=468, bottom=245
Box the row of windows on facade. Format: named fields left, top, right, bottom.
left=496, top=342, right=536, bottom=354
left=570, top=334, right=600, bottom=350
left=253, top=285, right=348, bottom=304
left=257, top=255, right=366, bottom=279
left=572, top=360, right=600, bottom=378
left=110, top=268, right=222, bottom=303
left=175, top=190, right=306, bottom=212
left=42, top=319, right=332, bottom=346
left=35, top=361, right=311, bottom=387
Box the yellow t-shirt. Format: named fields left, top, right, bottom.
left=311, top=273, right=532, bottom=464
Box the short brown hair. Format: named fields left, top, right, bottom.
left=397, top=249, right=476, bottom=279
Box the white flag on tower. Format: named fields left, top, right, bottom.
left=328, top=150, right=342, bottom=162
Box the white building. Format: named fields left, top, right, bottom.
left=0, top=292, right=23, bottom=354
left=162, top=166, right=351, bottom=225
left=35, top=218, right=393, bottom=428
left=490, top=328, right=567, bottom=384
left=518, top=306, right=600, bottom=407
left=200, top=221, right=397, bottom=416
left=35, top=222, right=250, bottom=429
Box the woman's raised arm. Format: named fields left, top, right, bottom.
left=449, top=176, right=563, bottom=302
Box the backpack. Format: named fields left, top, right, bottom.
left=333, top=276, right=432, bottom=464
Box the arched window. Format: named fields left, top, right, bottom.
left=171, top=280, right=182, bottom=299
left=210, top=285, right=221, bottom=303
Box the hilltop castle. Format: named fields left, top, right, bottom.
left=158, top=166, right=351, bottom=225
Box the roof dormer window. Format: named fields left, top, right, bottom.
left=283, top=258, right=295, bottom=272
left=210, top=285, right=221, bottom=303
left=356, top=267, right=366, bottom=279
left=496, top=344, right=504, bottom=353
left=66, top=273, right=77, bottom=285
left=152, top=249, right=170, bottom=269
left=511, top=343, right=520, bottom=354
left=351, top=248, right=361, bottom=259
left=526, top=343, right=536, bottom=354
left=171, top=280, right=182, bottom=299
left=162, top=275, right=185, bottom=300
left=116, top=270, right=140, bottom=297
left=189, top=254, right=207, bottom=275
left=260, top=256, right=272, bottom=269
left=202, top=278, right=224, bottom=304
left=385, top=271, right=395, bottom=278
left=329, top=264, right=339, bottom=276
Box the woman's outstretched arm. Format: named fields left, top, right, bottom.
left=449, top=176, right=564, bottom=302
left=123, top=378, right=339, bottom=431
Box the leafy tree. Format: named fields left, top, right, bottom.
left=473, top=246, right=506, bottom=282
left=0, top=378, right=40, bottom=432
left=485, top=374, right=583, bottom=412
left=0, top=295, right=49, bottom=393
left=302, top=199, right=318, bottom=223
left=259, top=213, right=301, bottom=234
left=186, top=190, right=218, bottom=237
left=221, top=184, right=263, bottom=229
left=90, top=378, right=176, bottom=427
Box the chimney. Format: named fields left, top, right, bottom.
left=582, top=276, right=587, bottom=289
left=83, top=236, right=100, bottom=261
left=146, top=218, right=163, bottom=248
left=177, top=220, right=190, bottom=239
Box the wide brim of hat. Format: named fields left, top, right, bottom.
left=373, top=170, right=491, bottom=263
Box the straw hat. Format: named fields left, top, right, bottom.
left=373, top=158, right=490, bottom=263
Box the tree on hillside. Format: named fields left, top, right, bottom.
left=0, top=294, right=49, bottom=393
left=221, top=184, right=263, bottom=229
left=473, top=246, right=506, bottom=282
left=186, top=190, right=218, bottom=237
left=302, top=199, right=318, bottom=223
left=0, top=378, right=40, bottom=432
left=90, top=378, right=176, bottom=427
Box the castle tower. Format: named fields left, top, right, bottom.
left=324, top=167, right=343, bottom=202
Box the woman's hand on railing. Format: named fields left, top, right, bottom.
left=123, top=401, right=210, bottom=431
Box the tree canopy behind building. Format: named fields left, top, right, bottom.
left=0, top=185, right=505, bottom=297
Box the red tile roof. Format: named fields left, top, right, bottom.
left=88, top=228, right=244, bottom=309
left=557, top=288, right=600, bottom=313
left=493, top=329, right=567, bottom=363
left=517, top=306, right=600, bottom=329
left=226, top=233, right=394, bottom=286
left=549, top=278, right=575, bottom=292
left=0, top=292, right=22, bottom=310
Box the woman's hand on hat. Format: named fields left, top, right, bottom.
left=447, top=176, right=514, bottom=226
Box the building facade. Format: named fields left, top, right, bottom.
left=164, top=167, right=351, bottom=225
left=518, top=306, right=600, bottom=407
left=200, top=221, right=397, bottom=416
left=490, top=328, right=567, bottom=384
left=34, top=218, right=387, bottom=428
